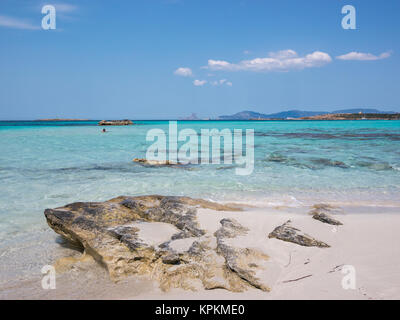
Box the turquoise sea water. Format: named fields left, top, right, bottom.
left=0, top=120, right=400, bottom=284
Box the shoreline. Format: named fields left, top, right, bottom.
left=1, top=199, right=399, bottom=300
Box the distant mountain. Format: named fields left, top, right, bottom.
left=332, top=108, right=396, bottom=114
left=259, top=110, right=327, bottom=119
left=218, top=111, right=270, bottom=120
left=181, top=113, right=200, bottom=120
left=218, top=108, right=396, bottom=120
left=218, top=110, right=327, bottom=120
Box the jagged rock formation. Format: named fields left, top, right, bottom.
left=268, top=220, right=330, bottom=248
left=98, top=120, right=133, bottom=126
left=215, top=218, right=249, bottom=239
left=310, top=204, right=343, bottom=226
left=312, top=212, right=343, bottom=226
left=215, top=219, right=270, bottom=291
left=45, top=195, right=270, bottom=292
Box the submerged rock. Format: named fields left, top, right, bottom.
left=268, top=220, right=330, bottom=248
left=133, top=158, right=190, bottom=167
left=45, top=195, right=270, bottom=292
left=310, top=158, right=349, bottom=169
left=356, top=161, right=395, bottom=171
left=267, top=153, right=288, bottom=163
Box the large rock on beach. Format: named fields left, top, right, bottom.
left=268, top=220, right=330, bottom=248
left=215, top=219, right=271, bottom=291
left=45, top=195, right=271, bottom=292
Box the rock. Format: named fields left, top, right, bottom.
left=133, top=158, right=181, bottom=166
left=312, top=203, right=336, bottom=211
left=310, top=158, right=349, bottom=169
left=215, top=218, right=271, bottom=291
left=309, top=204, right=343, bottom=226
left=312, top=212, right=343, bottom=226
left=214, top=218, right=249, bottom=239
left=98, top=120, right=133, bottom=126
left=267, top=153, right=288, bottom=163
left=106, top=224, right=144, bottom=250
left=162, top=254, right=181, bottom=265
left=132, top=159, right=209, bottom=171
left=187, top=240, right=209, bottom=255
left=44, top=195, right=262, bottom=292
left=268, top=220, right=330, bottom=248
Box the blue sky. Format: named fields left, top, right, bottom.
left=0, top=0, right=399, bottom=120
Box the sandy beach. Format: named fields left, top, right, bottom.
left=2, top=201, right=399, bottom=300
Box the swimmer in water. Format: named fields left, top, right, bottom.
left=102, top=128, right=106, bottom=133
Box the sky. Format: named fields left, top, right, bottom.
left=0, top=0, right=399, bottom=120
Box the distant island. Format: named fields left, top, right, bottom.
left=180, top=113, right=211, bottom=120
left=218, top=108, right=398, bottom=120
left=180, top=113, right=200, bottom=120
left=300, top=113, right=400, bottom=120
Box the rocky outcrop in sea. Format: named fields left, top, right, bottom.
left=98, top=120, right=133, bottom=126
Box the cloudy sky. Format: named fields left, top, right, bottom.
left=0, top=0, right=399, bottom=119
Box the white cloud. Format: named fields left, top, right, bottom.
left=211, top=79, right=232, bottom=86
left=205, top=49, right=332, bottom=72
left=54, top=3, right=78, bottom=13
left=207, top=60, right=232, bottom=70
left=268, top=49, right=298, bottom=59
left=0, top=15, right=39, bottom=30
left=193, top=80, right=207, bottom=86
left=174, top=67, right=193, bottom=77
left=336, top=51, right=392, bottom=61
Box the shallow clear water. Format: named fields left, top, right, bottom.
left=0, top=120, right=400, bottom=284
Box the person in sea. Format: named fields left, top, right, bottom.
left=102, top=128, right=107, bottom=133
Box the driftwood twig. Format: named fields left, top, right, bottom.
left=282, top=274, right=313, bottom=283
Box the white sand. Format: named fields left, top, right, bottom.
left=131, top=221, right=180, bottom=247
left=2, top=204, right=399, bottom=300
left=135, top=205, right=400, bottom=300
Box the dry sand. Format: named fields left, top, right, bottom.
left=1, top=204, right=400, bottom=300
left=136, top=205, right=400, bottom=300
